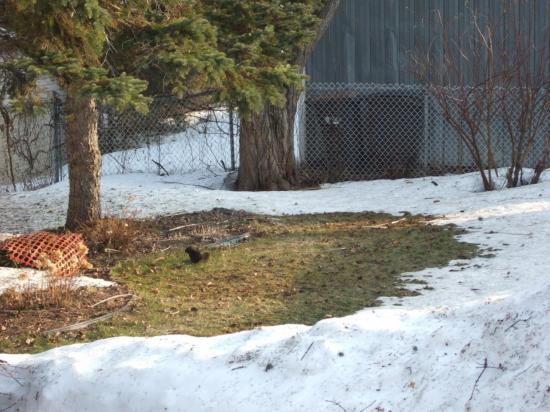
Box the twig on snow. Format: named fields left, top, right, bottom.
left=504, top=316, right=532, bottom=332
left=152, top=160, right=170, bottom=176
left=325, top=400, right=348, bottom=411
left=300, top=342, right=315, bottom=360
left=469, top=358, right=505, bottom=402
left=359, top=401, right=377, bottom=412
left=514, top=364, right=534, bottom=378
left=469, top=357, right=488, bottom=401
left=0, top=364, right=23, bottom=387
left=161, top=181, right=216, bottom=190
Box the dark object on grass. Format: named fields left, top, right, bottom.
left=185, top=246, right=210, bottom=263
left=0, top=249, right=16, bottom=267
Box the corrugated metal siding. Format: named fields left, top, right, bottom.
left=307, top=0, right=550, bottom=84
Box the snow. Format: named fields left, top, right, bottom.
left=0, top=232, right=115, bottom=296
left=0, top=267, right=115, bottom=295
left=1, top=170, right=550, bottom=411
left=99, top=110, right=237, bottom=177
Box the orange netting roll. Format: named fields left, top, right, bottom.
left=0, top=232, right=92, bottom=276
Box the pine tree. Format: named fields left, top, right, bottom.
left=202, top=0, right=342, bottom=190
left=0, top=0, right=233, bottom=228
left=1, top=0, right=343, bottom=226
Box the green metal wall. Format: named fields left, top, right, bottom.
left=307, top=0, right=550, bottom=84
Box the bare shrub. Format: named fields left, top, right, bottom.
left=0, top=274, right=77, bottom=310
left=412, top=2, right=550, bottom=190
left=189, top=224, right=229, bottom=242
left=81, top=217, right=141, bottom=254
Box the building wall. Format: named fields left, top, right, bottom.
left=300, top=1, right=550, bottom=181
left=307, top=0, right=550, bottom=84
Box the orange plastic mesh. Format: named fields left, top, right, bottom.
left=0, top=232, right=91, bottom=276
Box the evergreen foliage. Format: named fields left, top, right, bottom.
left=0, top=1, right=229, bottom=112
left=202, top=0, right=323, bottom=112
left=1, top=0, right=336, bottom=113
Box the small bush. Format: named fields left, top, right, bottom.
left=82, top=218, right=141, bottom=255
left=0, top=275, right=78, bottom=310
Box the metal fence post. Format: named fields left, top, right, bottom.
left=52, top=92, right=63, bottom=183
left=229, top=109, right=236, bottom=171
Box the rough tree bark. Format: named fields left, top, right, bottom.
left=237, top=0, right=342, bottom=191
left=0, top=107, right=17, bottom=191
left=238, top=86, right=300, bottom=191
left=65, top=92, right=102, bottom=229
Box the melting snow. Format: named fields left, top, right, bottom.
left=1, top=170, right=550, bottom=411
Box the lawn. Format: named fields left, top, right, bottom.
left=0, top=211, right=477, bottom=352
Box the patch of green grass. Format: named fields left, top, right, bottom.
left=100, top=213, right=477, bottom=337
left=1, top=212, right=478, bottom=352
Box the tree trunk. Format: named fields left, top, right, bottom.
left=65, top=92, right=102, bottom=229
left=237, top=85, right=300, bottom=191
left=236, top=1, right=342, bottom=191
left=0, top=106, right=17, bottom=191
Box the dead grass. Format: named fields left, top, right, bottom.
left=81, top=217, right=143, bottom=255
left=0, top=275, right=78, bottom=310
left=0, top=283, right=130, bottom=353
left=1, top=211, right=478, bottom=353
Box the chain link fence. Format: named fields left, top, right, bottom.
left=0, top=96, right=239, bottom=192
left=297, top=83, right=550, bottom=184
left=3, top=84, right=549, bottom=192
left=98, top=97, right=239, bottom=177
left=0, top=96, right=64, bottom=192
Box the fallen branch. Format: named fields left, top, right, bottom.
left=169, top=218, right=239, bottom=232
left=90, top=293, right=134, bottom=308
left=325, top=400, right=347, bottom=411
left=363, top=218, right=407, bottom=229
left=469, top=357, right=488, bottom=402
left=168, top=223, right=202, bottom=232
left=504, top=316, right=532, bottom=332
left=44, top=297, right=134, bottom=335
left=161, top=181, right=216, bottom=190
left=468, top=358, right=504, bottom=402
left=209, top=233, right=251, bottom=248
left=300, top=342, right=315, bottom=360
left=152, top=160, right=170, bottom=176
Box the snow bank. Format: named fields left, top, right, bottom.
left=0, top=267, right=114, bottom=296
left=1, top=284, right=549, bottom=411
left=1, top=170, right=550, bottom=411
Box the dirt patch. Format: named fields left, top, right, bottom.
left=0, top=284, right=130, bottom=353
left=82, top=208, right=254, bottom=271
